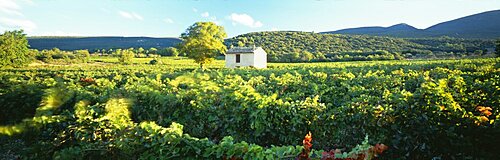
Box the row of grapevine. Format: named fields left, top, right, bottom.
left=1, top=58, right=499, bottom=159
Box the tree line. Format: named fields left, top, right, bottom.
left=1, top=28, right=500, bottom=68
left=0, top=30, right=186, bottom=67
left=92, top=47, right=180, bottom=57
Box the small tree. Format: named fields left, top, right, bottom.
left=179, top=22, right=227, bottom=69
left=315, top=51, right=326, bottom=61
left=137, top=47, right=145, bottom=54
left=495, top=39, right=500, bottom=57
left=301, top=50, right=315, bottom=62
left=148, top=47, right=158, bottom=55
left=28, top=49, right=38, bottom=60
left=74, top=50, right=90, bottom=63
left=473, top=50, right=483, bottom=56
left=0, top=30, right=32, bottom=67
left=40, top=49, right=53, bottom=62
left=237, top=41, right=245, bottom=47
left=119, top=49, right=134, bottom=64
left=112, top=49, right=122, bottom=57
left=166, top=47, right=179, bottom=57
left=149, top=58, right=161, bottom=65
left=291, top=50, right=300, bottom=62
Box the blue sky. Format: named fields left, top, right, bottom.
left=0, top=0, right=499, bottom=38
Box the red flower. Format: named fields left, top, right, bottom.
left=303, top=132, right=312, bottom=150
left=476, top=106, right=493, bottom=117
left=298, top=132, right=313, bottom=160
left=480, top=116, right=489, bottom=122
left=483, top=110, right=492, bottom=116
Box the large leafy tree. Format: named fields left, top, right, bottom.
left=179, top=22, right=227, bottom=69
left=0, top=30, right=32, bottom=67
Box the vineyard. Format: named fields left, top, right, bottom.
left=1, top=58, right=499, bottom=159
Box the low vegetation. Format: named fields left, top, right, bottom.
left=1, top=26, right=499, bottom=159
left=1, top=58, right=498, bottom=159
left=35, top=48, right=90, bottom=64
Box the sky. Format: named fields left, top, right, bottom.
left=0, top=0, right=499, bottom=38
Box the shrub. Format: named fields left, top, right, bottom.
left=149, top=59, right=159, bottom=65
left=118, top=49, right=134, bottom=64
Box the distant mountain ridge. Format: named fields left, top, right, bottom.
left=28, top=10, right=500, bottom=51
left=28, top=37, right=181, bottom=51
left=322, top=10, right=500, bottom=39
left=330, top=23, right=421, bottom=37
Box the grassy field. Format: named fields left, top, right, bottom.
left=91, top=56, right=225, bottom=68
left=29, top=56, right=496, bottom=70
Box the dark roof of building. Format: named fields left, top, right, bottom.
left=226, top=47, right=262, bottom=54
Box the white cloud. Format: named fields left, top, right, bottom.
left=118, top=11, right=143, bottom=20
left=209, top=16, right=222, bottom=25
left=38, top=30, right=83, bottom=36
left=228, top=13, right=263, bottom=28
left=271, top=27, right=279, bottom=31
left=0, top=18, right=37, bottom=32
left=201, top=12, right=209, bottom=18
left=199, top=12, right=218, bottom=24
left=0, top=0, right=36, bottom=33
left=0, top=0, right=23, bottom=16
left=254, top=21, right=263, bottom=28
left=163, top=18, right=174, bottom=24
left=132, top=13, right=143, bottom=20
left=22, top=0, right=34, bottom=5
left=192, top=8, right=198, bottom=12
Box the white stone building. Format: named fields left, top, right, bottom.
left=225, top=47, right=267, bottom=69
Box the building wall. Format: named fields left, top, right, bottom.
left=225, top=53, right=254, bottom=68
left=225, top=54, right=236, bottom=68
left=253, top=48, right=267, bottom=69
left=225, top=48, right=267, bottom=69
left=240, top=53, right=254, bottom=67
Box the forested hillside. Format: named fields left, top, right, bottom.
left=226, top=31, right=496, bottom=62
left=27, top=32, right=496, bottom=63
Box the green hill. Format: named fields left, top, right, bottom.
left=227, top=31, right=495, bottom=62
left=27, top=31, right=496, bottom=62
